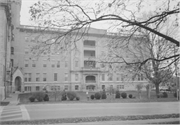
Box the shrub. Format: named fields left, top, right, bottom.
left=115, top=90, right=121, bottom=98
left=174, top=92, right=177, bottom=98
left=94, top=92, right=101, bottom=100
left=90, top=95, right=95, bottom=100
left=157, top=93, right=163, bottom=98
left=29, top=96, right=35, bottom=102
left=129, top=94, right=133, bottom=98
left=101, top=92, right=107, bottom=99
left=67, top=91, right=77, bottom=101
left=162, top=92, right=168, bottom=98
left=44, top=94, right=49, bottom=101
left=37, top=97, right=43, bottom=102
left=121, top=92, right=127, bottom=99
left=32, top=92, right=46, bottom=102
left=76, top=97, right=80, bottom=101
left=61, top=92, right=67, bottom=101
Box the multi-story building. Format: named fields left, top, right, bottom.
left=8, top=0, right=148, bottom=93
left=0, top=0, right=13, bottom=101
left=10, top=25, right=148, bottom=93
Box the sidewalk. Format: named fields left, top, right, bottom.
left=1, top=93, right=19, bottom=106
left=53, top=118, right=180, bottom=125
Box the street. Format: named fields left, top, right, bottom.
left=24, top=102, right=180, bottom=120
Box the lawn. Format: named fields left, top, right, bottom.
left=18, top=90, right=178, bottom=104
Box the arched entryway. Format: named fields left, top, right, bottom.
left=15, top=76, right=21, bottom=91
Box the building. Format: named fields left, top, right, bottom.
left=0, top=0, right=13, bottom=101
left=6, top=0, right=148, bottom=94
left=10, top=25, right=148, bottom=93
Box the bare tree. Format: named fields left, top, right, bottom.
left=28, top=0, right=179, bottom=96
left=100, top=20, right=179, bottom=97
left=29, top=0, right=179, bottom=47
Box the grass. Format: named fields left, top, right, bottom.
left=18, top=90, right=178, bottom=104
left=1, top=113, right=179, bottom=125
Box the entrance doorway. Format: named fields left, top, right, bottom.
left=86, top=85, right=95, bottom=91
left=15, top=76, right=21, bottom=91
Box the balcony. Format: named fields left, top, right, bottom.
left=84, top=40, right=95, bottom=48
left=85, top=75, right=96, bottom=83
left=80, top=67, right=100, bottom=72
left=84, top=50, right=95, bottom=59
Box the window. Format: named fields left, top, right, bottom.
left=57, top=86, right=60, bottom=91
left=132, top=75, right=135, bottom=81
left=51, top=61, right=55, bottom=68
left=102, top=74, right=105, bottom=81
left=36, top=86, right=40, bottom=91
left=36, top=73, right=40, bottom=81
left=141, top=74, right=144, bottom=81
left=117, top=85, right=124, bottom=89
left=51, top=86, right=55, bottom=91
left=43, top=64, right=47, bottom=67
left=24, top=73, right=28, bottom=82
left=101, top=63, right=105, bottom=68
left=43, top=60, right=47, bottom=67
left=75, top=85, right=79, bottom=90
left=121, top=74, right=124, bottom=81
left=11, top=59, right=14, bottom=68
left=102, top=85, right=105, bottom=89
left=64, top=85, right=69, bottom=90
left=75, top=61, right=78, bottom=67
left=120, top=85, right=124, bottom=89
left=84, top=60, right=96, bottom=68
left=43, top=73, right=47, bottom=81
left=117, top=85, right=120, bottom=90
left=65, top=61, right=68, bottom=67
left=32, top=61, right=36, bottom=67
left=25, top=60, right=28, bottom=67
left=75, top=74, right=78, bottom=81
left=11, top=47, right=14, bottom=55
left=108, top=74, right=113, bottom=81
left=28, top=73, right=31, bottom=81
left=138, top=74, right=141, bottom=81
left=57, top=61, right=60, bottom=68
left=25, top=86, right=31, bottom=91
left=65, top=73, right=68, bottom=81
left=54, top=73, right=57, bottom=81
left=84, top=40, right=95, bottom=47
left=116, top=73, right=120, bottom=81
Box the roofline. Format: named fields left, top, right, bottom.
left=17, top=25, right=143, bottom=39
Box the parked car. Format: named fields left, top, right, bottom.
left=159, top=86, right=170, bottom=92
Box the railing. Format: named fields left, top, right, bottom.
left=86, top=80, right=96, bottom=83
left=81, top=67, right=100, bottom=71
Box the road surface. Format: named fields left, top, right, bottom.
left=25, top=102, right=180, bottom=120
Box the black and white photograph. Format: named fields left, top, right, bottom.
left=0, top=0, right=180, bottom=124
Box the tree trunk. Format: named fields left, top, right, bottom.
left=155, top=84, right=160, bottom=98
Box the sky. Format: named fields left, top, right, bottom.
left=20, top=0, right=180, bottom=33
left=20, top=0, right=38, bottom=25
left=20, top=0, right=111, bottom=29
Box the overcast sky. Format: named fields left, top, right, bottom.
left=20, top=0, right=180, bottom=33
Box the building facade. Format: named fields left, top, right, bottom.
left=0, top=0, right=148, bottom=94
left=10, top=25, right=148, bottom=93
left=0, top=0, right=13, bottom=101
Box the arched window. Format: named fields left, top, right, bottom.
left=11, top=47, right=14, bottom=55
left=85, top=75, right=96, bottom=83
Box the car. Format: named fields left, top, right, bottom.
left=159, top=86, right=170, bottom=92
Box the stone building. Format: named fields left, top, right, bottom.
left=1, top=0, right=148, bottom=96
left=0, top=0, right=13, bottom=101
